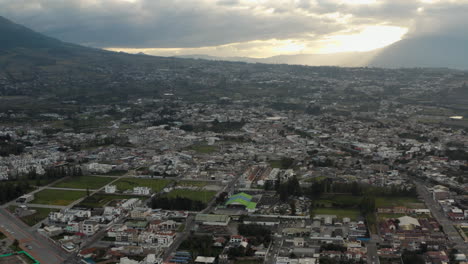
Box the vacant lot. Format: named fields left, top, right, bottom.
left=32, top=189, right=86, bottom=206
left=313, top=208, right=360, bottom=220
left=21, top=207, right=58, bottom=226
left=375, top=197, right=424, bottom=209
left=53, top=175, right=114, bottom=189
left=162, top=189, right=216, bottom=203
left=313, top=194, right=362, bottom=208
left=79, top=193, right=143, bottom=208
left=177, top=181, right=208, bottom=187
left=114, top=178, right=171, bottom=192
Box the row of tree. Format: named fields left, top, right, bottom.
left=0, top=181, right=30, bottom=204
left=149, top=196, right=205, bottom=211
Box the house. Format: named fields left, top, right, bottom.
left=133, top=186, right=152, bottom=195
left=43, top=225, right=63, bottom=237
left=116, top=229, right=139, bottom=243
left=130, top=207, right=152, bottom=219
left=398, top=216, right=420, bottom=231
left=82, top=220, right=99, bottom=236
left=294, top=237, right=305, bottom=247
left=155, top=231, right=176, bottom=246
left=105, top=184, right=117, bottom=194
left=194, top=256, right=216, bottom=264
left=107, top=224, right=128, bottom=237
left=229, top=235, right=247, bottom=245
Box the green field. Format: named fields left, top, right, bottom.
left=114, top=178, right=171, bottom=192
left=304, top=176, right=326, bottom=182
left=21, top=207, right=58, bottom=226
left=53, top=175, right=114, bottom=189
left=162, top=189, right=216, bottom=203
left=187, top=144, right=218, bottom=154
left=313, top=208, right=361, bottom=220
left=32, top=189, right=86, bottom=206
left=79, top=193, right=143, bottom=208
left=375, top=197, right=424, bottom=209
left=313, top=194, right=362, bottom=208
left=177, top=181, right=208, bottom=187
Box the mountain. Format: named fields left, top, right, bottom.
left=178, top=50, right=378, bottom=67
left=369, top=35, right=468, bottom=70
left=0, top=16, right=67, bottom=50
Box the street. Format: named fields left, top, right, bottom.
left=0, top=207, right=69, bottom=264
left=415, top=181, right=468, bottom=255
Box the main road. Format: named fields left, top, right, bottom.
left=415, top=180, right=468, bottom=255
left=0, top=207, right=69, bottom=264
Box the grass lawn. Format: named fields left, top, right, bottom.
left=375, top=197, right=424, bottom=209
left=313, top=208, right=361, bottom=220
left=32, top=189, right=86, bottom=206
left=79, top=193, right=143, bottom=208
left=114, top=178, right=171, bottom=192
left=52, top=175, right=114, bottom=189
left=21, top=207, right=58, bottom=226
left=461, top=227, right=468, bottom=238
left=304, top=176, right=326, bottom=182
left=187, top=144, right=218, bottom=154
left=268, top=160, right=283, bottom=169
left=313, top=194, right=362, bottom=208
left=162, top=189, right=216, bottom=203
left=177, top=181, right=208, bottom=187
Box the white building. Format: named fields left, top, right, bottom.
left=133, top=186, right=152, bottom=195
left=105, top=185, right=117, bottom=194
left=81, top=220, right=100, bottom=236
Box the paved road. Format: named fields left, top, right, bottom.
left=10, top=203, right=67, bottom=210
left=366, top=235, right=380, bottom=264
left=46, top=187, right=98, bottom=192
left=415, top=181, right=468, bottom=255
left=0, top=208, right=69, bottom=264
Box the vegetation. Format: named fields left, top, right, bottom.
left=176, top=181, right=208, bottom=187
left=52, top=175, right=114, bottom=189
left=114, top=178, right=171, bottom=192
left=312, top=208, right=361, bottom=220
left=238, top=224, right=272, bottom=246
left=375, top=197, right=423, bottom=208
left=150, top=196, right=206, bottom=211
left=187, top=144, right=218, bottom=154
left=268, top=157, right=295, bottom=169
left=162, top=189, right=216, bottom=203
left=20, top=207, right=58, bottom=226
left=32, top=189, right=86, bottom=206
left=178, top=235, right=223, bottom=258
left=0, top=181, right=32, bottom=205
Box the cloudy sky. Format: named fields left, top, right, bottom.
left=2, top=0, right=468, bottom=58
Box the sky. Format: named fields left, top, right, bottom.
left=1, top=0, right=468, bottom=58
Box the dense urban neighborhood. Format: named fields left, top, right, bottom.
left=0, top=61, right=467, bottom=264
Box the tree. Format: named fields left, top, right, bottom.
left=290, top=201, right=296, bottom=216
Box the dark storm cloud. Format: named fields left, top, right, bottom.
left=0, top=0, right=467, bottom=49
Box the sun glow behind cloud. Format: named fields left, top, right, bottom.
left=108, top=25, right=407, bottom=57
left=318, top=25, right=408, bottom=53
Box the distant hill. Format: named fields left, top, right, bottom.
left=369, top=36, right=468, bottom=70
left=178, top=50, right=378, bottom=67
left=0, top=16, right=66, bottom=50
